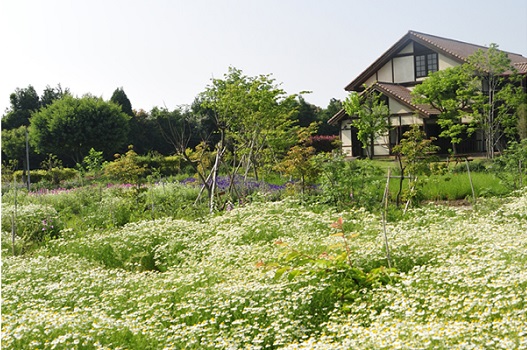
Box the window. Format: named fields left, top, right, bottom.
left=415, top=52, right=438, bottom=78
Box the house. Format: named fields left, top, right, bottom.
left=328, top=30, right=527, bottom=158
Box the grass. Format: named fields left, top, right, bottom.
left=388, top=172, right=510, bottom=202
left=2, top=181, right=527, bottom=349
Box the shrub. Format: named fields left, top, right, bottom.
left=314, top=154, right=384, bottom=209
left=1, top=203, right=62, bottom=252
left=11, top=168, right=78, bottom=185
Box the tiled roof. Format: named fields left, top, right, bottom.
left=328, top=82, right=439, bottom=125
left=409, top=31, right=527, bottom=65
left=345, top=30, right=527, bottom=92
left=373, top=82, right=439, bottom=116
left=515, top=62, right=527, bottom=74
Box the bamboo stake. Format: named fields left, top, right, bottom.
left=465, top=158, right=476, bottom=202
left=381, top=169, right=392, bottom=269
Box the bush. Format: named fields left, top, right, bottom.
left=10, top=168, right=78, bottom=185
left=494, top=140, right=527, bottom=189
left=314, top=154, right=384, bottom=209
left=1, top=203, right=62, bottom=252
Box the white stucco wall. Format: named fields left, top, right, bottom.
left=373, top=133, right=390, bottom=156
left=400, top=115, right=423, bottom=125
left=377, top=61, right=393, bottom=82
left=365, top=74, right=377, bottom=86
left=399, top=42, right=414, bottom=54
left=393, top=56, right=414, bottom=83
left=389, top=98, right=412, bottom=114
left=438, top=53, right=460, bottom=70
left=340, top=120, right=353, bottom=156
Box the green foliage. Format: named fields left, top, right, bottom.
left=81, top=148, right=105, bottom=173
left=413, top=44, right=526, bottom=158
left=343, top=89, right=390, bottom=159
left=1, top=203, right=62, bottom=252
left=8, top=168, right=78, bottom=185
left=412, top=66, right=477, bottom=153
left=104, top=146, right=147, bottom=185
left=274, top=123, right=318, bottom=194
left=1, top=85, right=40, bottom=129
left=517, top=103, right=527, bottom=140
left=1, top=126, right=27, bottom=166
left=110, top=87, right=134, bottom=116
left=392, top=124, right=440, bottom=206
left=29, top=94, right=130, bottom=164
left=200, top=67, right=299, bottom=178
left=393, top=125, right=439, bottom=177
left=467, top=44, right=523, bottom=156
left=495, top=139, right=527, bottom=189
left=268, top=217, right=397, bottom=313
left=314, top=154, right=384, bottom=209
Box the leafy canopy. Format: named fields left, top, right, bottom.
left=29, top=95, right=130, bottom=164
left=343, top=89, right=390, bottom=159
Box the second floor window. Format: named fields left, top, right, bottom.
left=415, top=53, right=438, bottom=78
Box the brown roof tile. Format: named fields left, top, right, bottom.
left=373, top=82, right=439, bottom=116
left=328, top=82, right=439, bottom=125
left=514, top=62, right=527, bottom=74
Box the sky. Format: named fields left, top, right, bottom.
left=1, top=0, right=527, bottom=115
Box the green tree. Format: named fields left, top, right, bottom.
left=343, top=89, right=390, bottom=159
left=1, top=127, right=27, bottom=168
left=29, top=95, right=130, bottom=164
left=1, top=85, right=40, bottom=129
left=317, top=98, right=341, bottom=136
left=392, top=124, right=439, bottom=207
left=128, top=109, right=172, bottom=155
left=275, top=123, right=319, bottom=195
left=40, top=84, right=69, bottom=109
left=294, top=96, right=319, bottom=128
left=468, top=44, right=525, bottom=158
left=199, top=67, right=298, bottom=180
left=517, top=103, right=527, bottom=140
left=412, top=66, right=478, bottom=154
left=110, top=87, right=134, bottom=116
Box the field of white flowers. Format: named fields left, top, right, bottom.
left=2, top=189, right=527, bottom=349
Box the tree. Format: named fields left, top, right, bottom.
left=412, top=66, right=478, bottom=154
left=1, top=85, right=40, bottom=130
left=317, top=98, right=341, bottom=136
left=199, top=67, right=298, bottom=180
left=110, top=87, right=134, bottom=116
left=517, top=103, right=527, bottom=140
left=275, top=123, right=319, bottom=195
left=392, top=124, right=439, bottom=207
left=1, top=127, right=27, bottom=168
left=467, top=44, right=525, bottom=158
left=294, top=96, right=319, bottom=128
left=40, top=84, right=70, bottom=109
left=343, top=89, right=390, bottom=159
left=29, top=95, right=130, bottom=164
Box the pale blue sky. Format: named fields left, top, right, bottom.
left=1, top=0, right=526, bottom=114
